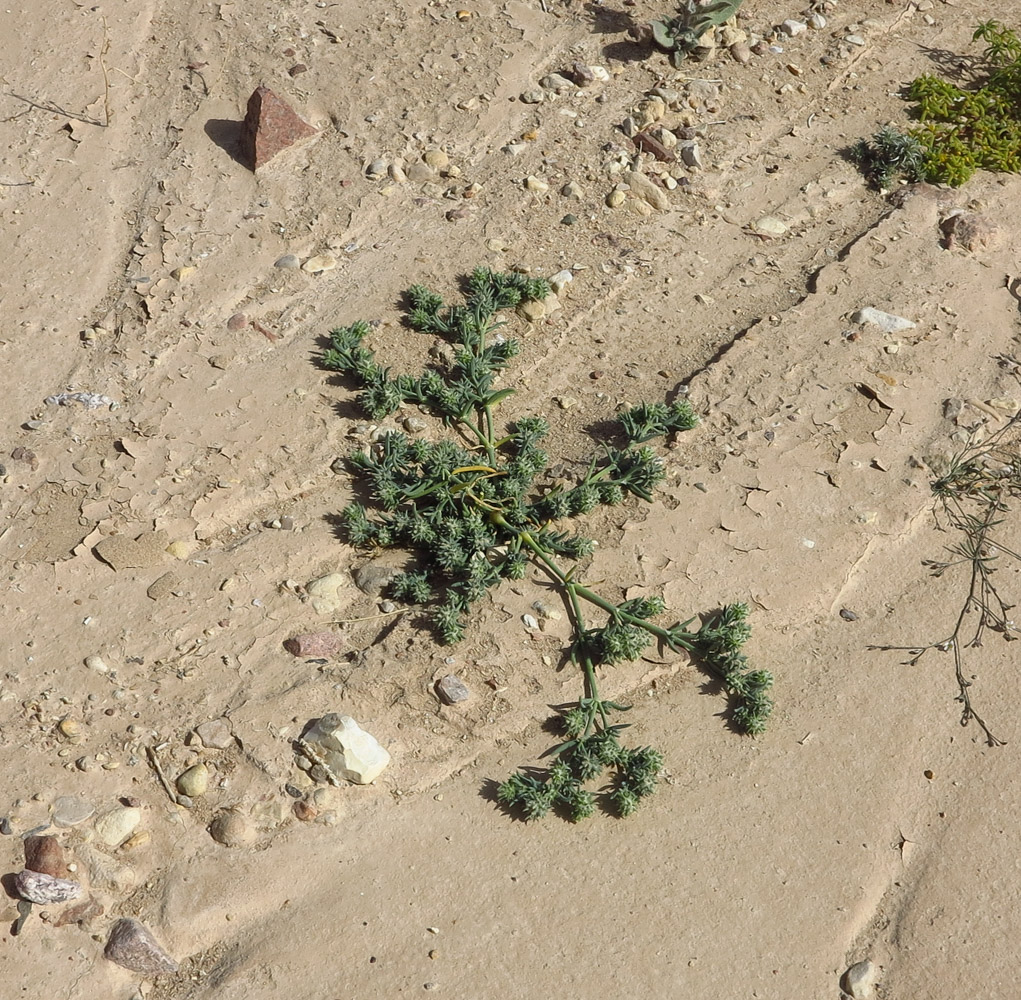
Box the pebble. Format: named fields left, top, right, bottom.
left=24, top=835, right=68, bottom=877
left=845, top=34, right=866, bottom=45
left=176, top=763, right=210, bottom=798
left=423, top=149, right=449, bottom=170
left=407, top=162, right=439, bottom=183
left=353, top=563, right=401, bottom=595
left=519, top=89, right=544, bottom=104
left=436, top=675, right=471, bottom=705
left=730, top=41, right=752, bottom=64
left=306, top=571, right=355, bottom=613
left=0, top=817, right=13, bottom=835
left=633, top=96, right=666, bottom=128
left=808, top=12, right=827, bottom=28
left=851, top=307, right=915, bottom=333
left=569, top=62, right=596, bottom=87
left=524, top=175, right=549, bottom=194
left=389, top=163, right=407, bottom=183
left=516, top=298, right=547, bottom=323
left=780, top=19, right=807, bottom=35
left=606, top=188, right=626, bottom=208
left=404, top=415, right=427, bottom=433
left=195, top=718, right=233, bottom=749
left=209, top=809, right=255, bottom=848
left=753, top=216, right=788, bottom=236
left=104, top=918, right=179, bottom=976
left=274, top=254, right=300, bottom=269
left=840, top=608, right=860, bottom=621
left=283, top=631, right=345, bottom=658
left=560, top=214, right=577, bottom=226
left=13, top=869, right=82, bottom=904
left=680, top=142, right=703, bottom=168
left=548, top=269, right=573, bottom=293
left=561, top=180, right=583, bottom=198
left=522, top=613, right=539, bottom=630
left=366, top=158, right=387, bottom=178
left=625, top=170, right=669, bottom=212
left=93, top=806, right=141, bottom=848
left=540, top=73, right=576, bottom=94
left=842, top=959, right=877, bottom=999
left=302, top=254, right=337, bottom=274
left=302, top=713, right=391, bottom=784
left=52, top=795, right=96, bottom=828
left=293, top=800, right=317, bottom=822
left=227, top=312, right=248, bottom=331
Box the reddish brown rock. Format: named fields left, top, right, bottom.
left=239, top=86, right=317, bottom=170
left=24, top=835, right=68, bottom=878
left=283, top=631, right=345, bottom=658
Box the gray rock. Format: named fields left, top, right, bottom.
left=436, top=675, right=471, bottom=705
left=519, top=89, right=544, bottom=104
left=845, top=34, right=866, bottom=46
left=680, top=142, right=703, bottom=168
left=104, top=918, right=179, bottom=976
left=13, top=869, right=82, bottom=904
left=353, top=563, right=401, bottom=596
left=407, top=162, right=439, bottom=183
left=52, top=795, right=96, bottom=828
left=540, top=73, right=576, bottom=94
left=780, top=18, right=807, bottom=35
left=753, top=216, right=788, bottom=237
left=195, top=718, right=234, bottom=749
left=842, top=959, right=877, bottom=999
left=274, top=254, right=300, bottom=269
left=851, top=307, right=916, bottom=333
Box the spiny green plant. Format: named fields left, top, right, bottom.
left=648, top=0, right=746, bottom=66
left=318, top=268, right=772, bottom=821
left=852, top=21, right=1021, bottom=188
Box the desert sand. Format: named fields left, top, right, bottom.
left=3, top=0, right=1021, bottom=997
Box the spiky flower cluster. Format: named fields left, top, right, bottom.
left=684, top=603, right=774, bottom=736
left=496, top=725, right=663, bottom=822
left=319, top=268, right=773, bottom=822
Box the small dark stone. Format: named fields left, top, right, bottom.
left=288, top=63, right=308, bottom=77
left=839, top=608, right=859, bottom=621
left=436, top=674, right=471, bottom=705
left=561, top=214, right=578, bottom=225
left=284, top=783, right=304, bottom=798
left=0, top=817, right=12, bottom=835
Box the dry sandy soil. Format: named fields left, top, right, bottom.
left=3, top=0, right=1021, bottom=997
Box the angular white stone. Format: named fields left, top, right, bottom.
left=851, top=307, right=916, bottom=333
left=93, top=806, right=141, bottom=847
left=303, top=714, right=390, bottom=785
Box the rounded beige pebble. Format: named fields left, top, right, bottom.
left=93, top=806, right=142, bottom=848
left=209, top=809, right=255, bottom=848
left=524, top=175, right=549, bottom=194
left=301, top=254, right=337, bottom=274
left=423, top=149, right=449, bottom=170
left=606, top=189, right=626, bottom=208
left=84, top=654, right=109, bottom=674
left=176, top=763, right=210, bottom=798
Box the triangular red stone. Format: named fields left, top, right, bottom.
left=239, top=86, right=317, bottom=170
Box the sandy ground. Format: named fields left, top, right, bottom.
left=3, top=0, right=1021, bottom=996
